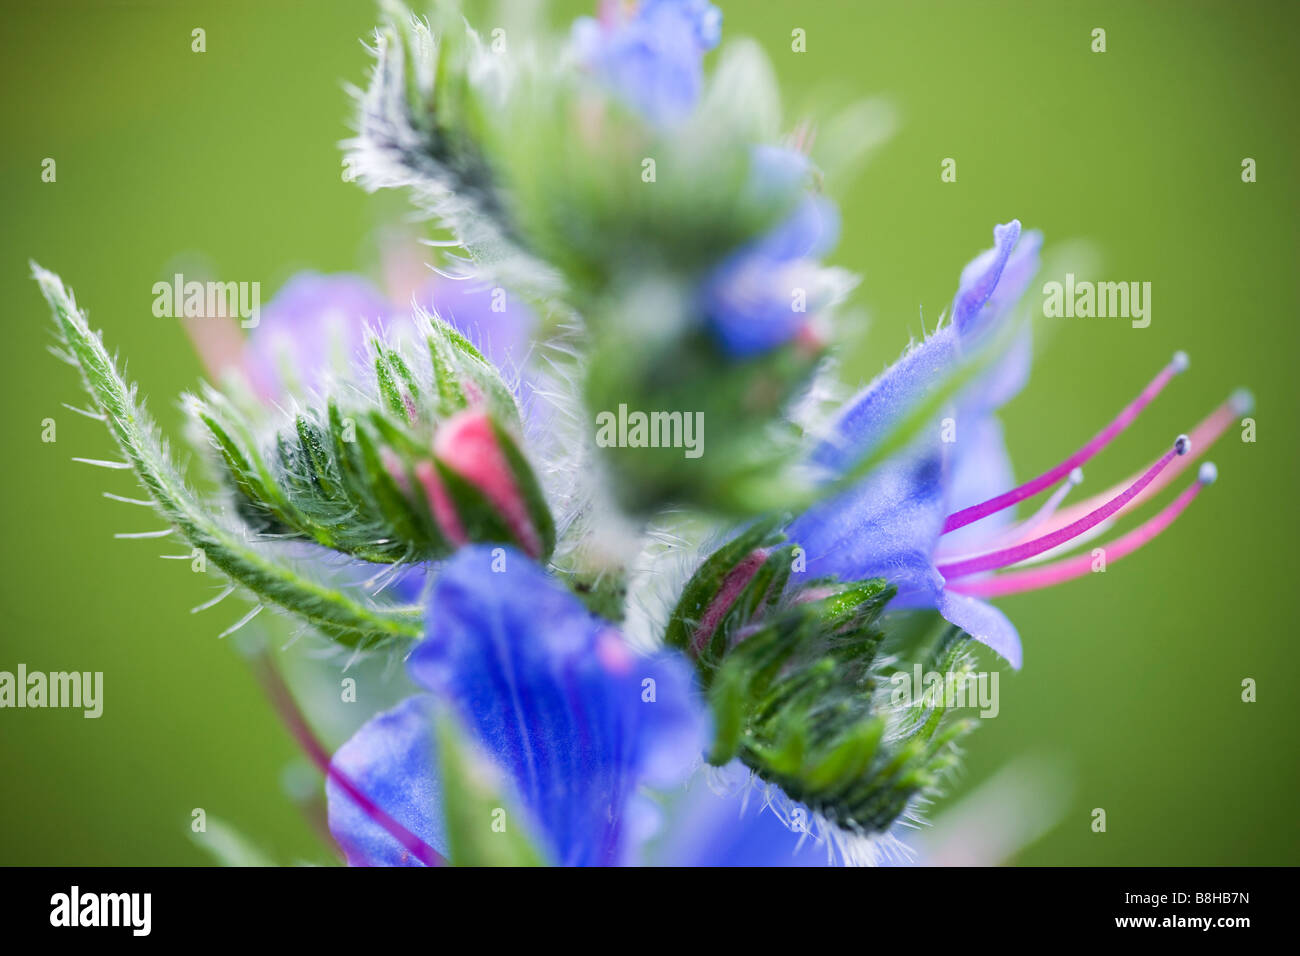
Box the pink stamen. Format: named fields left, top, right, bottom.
left=942, top=352, right=1188, bottom=535
left=948, top=463, right=1216, bottom=599
left=937, top=467, right=1083, bottom=560
left=992, top=466, right=1084, bottom=546
left=1032, top=390, right=1250, bottom=537
left=937, top=436, right=1189, bottom=581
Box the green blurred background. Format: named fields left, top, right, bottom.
left=2, top=0, right=1296, bottom=865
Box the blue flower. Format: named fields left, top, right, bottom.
left=786, top=220, right=1223, bottom=669
left=701, top=148, right=841, bottom=356
left=327, top=546, right=836, bottom=866
left=413, top=277, right=536, bottom=372
left=571, top=0, right=722, bottom=128
left=240, top=271, right=534, bottom=402
left=786, top=222, right=1038, bottom=666
left=245, top=273, right=393, bottom=400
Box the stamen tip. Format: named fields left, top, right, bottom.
left=1230, top=388, right=1254, bottom=415
left=1068, top=467, right=1084, bottom=485
left=1174, top=434, right=1191, bottom=456
left=1171, top=350, right=1190, bottom=373
left=1198, top=462, right=1218, bottom=485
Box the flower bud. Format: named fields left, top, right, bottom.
left=194, top=314, right=554, bottom=564
left=669, top=525, right=976, bottom=835
left=419, top=408, right=553, bottom=560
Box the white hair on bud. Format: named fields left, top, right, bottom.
left=697, top=763, right=919, bottom=867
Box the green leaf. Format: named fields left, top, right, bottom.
left=488, top=417, right=555, bottom=559
left=32, top=264, right=421, bottom=648
left=433, top=712, right=547, bottom=867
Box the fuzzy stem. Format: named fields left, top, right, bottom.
left=33, top=264, right=421, bottom=648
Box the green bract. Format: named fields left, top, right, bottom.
left=192, top=314, right=553, bottom=564
left=34, top=265, right=422, bottom=649
left=668, top=531, right=977, bottom=835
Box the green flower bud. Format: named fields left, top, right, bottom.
left=667, top=527, right=979, bottom=836
left=193, top=316, right=554, bottom=563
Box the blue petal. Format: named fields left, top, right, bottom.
left=571, top=1, right=722, bottom=127
left=934, top=590, right=1023, bottom=670
left=982, top=228, right=1042, bottom=327
left=974, top=328, right=1033, bottom=414
left=815, top=222, right=1038, bottom=473
left=407, top=546, right=708, bottom=865
left=648, top=763, right=832, bottom=866
left=963, top=229, right=1042, bottom=411
left=788, top=431, right=1025, bottom=666
left=703, top=194, right=840, bottom=356
left=245, top=272, right=393, bottom=399
left=940, top=414, right=1015, bottom=553
left=788, top=223, right=1041, bottom=667
left=811, top=324, right=962, bottom=474
left=951, top=220, right=1021, bottom=334
left=326, top=695, right=444, bottom=867
left=786, top=450, right=947, bottom=602
left=753, top=194, right=840, bottom=262
left=642, top=0, right=721, bottom=50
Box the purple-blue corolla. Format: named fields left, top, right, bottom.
left=787, top=220, right=1226, bottom=669
left=571, top=0, right=722, bottom=129
left=326, top=547, right=837, bottom=866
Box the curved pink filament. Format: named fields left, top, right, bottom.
left=942, top=354, right=1185, bottom=535
left=253, top=655, right=445, bottom=867
left=989, top=467, right=1081, bottom=546
left=937, top=441, right=1184, bottom=581
left=1031, top=394, right=1240, bottom=537
left=936, top=467, right=1082, bottom=560
left=948, top=473, right=1209, bottom=599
